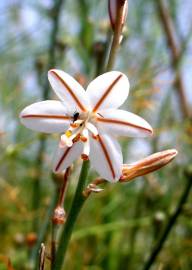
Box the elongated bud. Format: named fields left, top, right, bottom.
left=108, top=0, right=128, bottom=31
left=120, top=149, right=178, bottom=182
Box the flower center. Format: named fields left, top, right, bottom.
left=59, top=111, right=99, bottom=160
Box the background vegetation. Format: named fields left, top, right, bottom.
left=0, top=0, right=191, bottom=269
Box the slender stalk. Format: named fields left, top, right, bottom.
left=54, top=160, right=90, bottom=269
left=57, top=168, right=71, bottom=207
left=156, top=0, right=190, bottom=118
left=106, top=0, right=128, bottom=71
left=32, top=139, right=45, bottom=231
left=51, top=168, right=71, bottom=269
left=143, top=172, right=192, bottom=270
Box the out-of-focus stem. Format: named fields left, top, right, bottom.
left=54, top=160, right=90, bottom=270
left=106, top=0, right=128, bottom=71
left=157, top=0, right=190, bottom=118
left=30, top=1, right=65, bottom=264
left=29, top=189, right=58, bottom=269
left=143, top=171, right=192, bottom=270
left=31, top=0, right=64, bottom=234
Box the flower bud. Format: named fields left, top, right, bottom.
left=52, top=206, right=66, bottom=225
left=26, top=232, right=37, bottom=248
left=121, top=149, right=178, bottom=182
left=108, top=0, right=128, bottom=31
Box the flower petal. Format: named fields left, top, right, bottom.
left=53, top=141, right=83, bottom=173
left=96, top=109, right=153, bottom=137
left=48, top=69, right=90, bottom=113
left=89, top=134, right=123, bottom=182
left=86, top=71, right=129, bottom=111
left=20, top=100, right=71, bottom=133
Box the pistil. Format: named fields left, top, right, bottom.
left=59, top=111, right=99, bottom=162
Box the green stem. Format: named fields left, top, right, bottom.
left=143, top=172, right=192, bottom=270
left=106, top=1, right=127, bottom=71
left=51, top=224, right=58, bottom=270
left=54, top=160, right=90, bottom=269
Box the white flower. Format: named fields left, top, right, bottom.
left=20, top=69, right=153, bottom=182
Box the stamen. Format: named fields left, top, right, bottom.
left=81, top=128, right=90, bottom=159
left=61, top=120, right=84, bottom=147
left=65, top=130, right=72, bottom=138
left=60, top=134, right=73, bottom=148
left=73, top=134, right=81, bottom=142
left=86, top=122, right=98, bottom=137
left=82, top=127, right=89, bottom=138
left=92, top=134, right=99, bottom=140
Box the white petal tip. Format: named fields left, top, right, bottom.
left=166, top=149, right=178, bottom=159
left=148, top=127, right=154, bottom=136
left=48, top=69, right=57, bottom=74
left=48, top=69, right=60, bottom=79
left=141, top=122, right=153, bottom=137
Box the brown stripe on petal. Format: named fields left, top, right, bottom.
left=92, top=74, right=123, bottom=112
left=96, top=117, right=153, bottom=134
left=121, top=149, right=177, bottom=182
left=50, top=70, right=87, bottom=112
left=55, top=147, right=72, bottom=172
left=97, top=135, right=115, bottom=179
left=22, top=114, right=72, bottom=120
left=128, top=149, right=177, bottom=169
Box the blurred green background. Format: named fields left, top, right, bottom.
left=0, top=0, right=191, bottom=269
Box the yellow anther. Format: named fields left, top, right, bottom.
left=65, top=130, right=72, bottom=138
